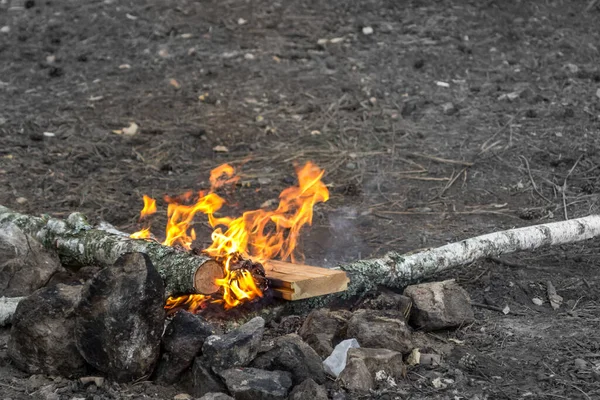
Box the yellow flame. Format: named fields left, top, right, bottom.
left=130, top=162, right=329, bottom=312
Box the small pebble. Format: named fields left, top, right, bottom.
left=244, top=53, right=255, bottom=60
left=442, top=102, right=457, bottom=115
left=173, top=394, right=192, bottom=400
left=574, top=358, right=587, bottom=370
left=16, top=197, right=28, bottom=204
left=362, top=26, right=374, bottom=35
left=1, top=26, right=10, bottom=33
left=532, top=297, right=543, bottom=306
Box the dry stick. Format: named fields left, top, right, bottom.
left=562, top=154, right=584, bottom=220
left=520, top=155, right=553, bottom=204
left=407, top=152, right=474, bottom=167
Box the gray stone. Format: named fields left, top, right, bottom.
left=442, top=102, right=458, bottom=115
left=338, top=358, right=373, bottom=392
left=0, top=222, right=64, bottom=297
left=288, top=378, right=328, bottom=400
left=252, top=334, right=325, bottom=384
left=346, top=309, right=414, bottom=354
left=192, top=360, right=227, bottom=398
left=299, top=309, right=351, bottom=358
left=155, top=311, right=215, bottom=384
left=201, top=317, right=264, bottom=371
left=198, top=394, right=234, bottom=400
left=403, top=280, right=474, bottom=331
left=219, top=367, right=292, bottom=400
left=347, top=348, right=404, bottom=379
left=8, top=284, right=86, bottom=377
left=75, top=252, right=165, bottom=382
left=361, top=291, right=413, bottom=321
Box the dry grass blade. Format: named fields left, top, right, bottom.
left=562, top=154, right=584, bottom=220
left=408, top=152, right=474, bottom=167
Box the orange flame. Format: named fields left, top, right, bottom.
left=140, top=195, right=157, bottom=219
left=130, top=162, right=329, bottom=312
left=209, top=164, right=239, bottom=190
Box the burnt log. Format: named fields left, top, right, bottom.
left=0, top=206, right=223, bottom=297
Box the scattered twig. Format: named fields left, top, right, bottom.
left=407, top=152, right=474, bottom=167
left=519, top=156, right=552, bottom=204
left=436, top=167, right=468, bottom=198
left=472, top=302, right=525, bottom=316
left=480, top=114, right=518, bottom=153
left=585, top=0, right=599, bottom=13
left=488, top=257, right=529, bottom=269
left=562, top=154, right=583, bottom=220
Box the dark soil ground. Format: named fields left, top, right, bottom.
left=2, top=0, right=600, bottom=398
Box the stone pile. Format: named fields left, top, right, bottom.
left=0, top=221, right=476, bottom=399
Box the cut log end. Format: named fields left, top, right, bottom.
left=193, top=259, right=225, bottom=294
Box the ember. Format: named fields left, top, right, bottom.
left=131, top=162, right=329, bottom=312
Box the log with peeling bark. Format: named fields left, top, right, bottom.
left=0, top=205, right=347, bottom=301
left=0, top=206, right=223, bottom=298
left=2, top=204, right=600, bottom=315
left=294, top=214, right=600, bottom=309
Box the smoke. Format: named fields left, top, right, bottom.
left=323, top=206, right=367, bottom=268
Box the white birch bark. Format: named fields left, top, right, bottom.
left=340, top=215, right=600, bottom=297
left=0, top=296, right=24, bottom=327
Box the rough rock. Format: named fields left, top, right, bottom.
left=8, top=284, right=86, bottom=376
left=346, top=309, right=414, bottom=354
left=75, top=252, right=165, bottom=382
left=0, top=222, right=64, bottom=297
left=201, top=317, right=265, bottom=371
left=252, top=333, right=326, bottom=384
left=323, top=338, right=360, bottom=377
left=191, top=360, right=227, bottom=398
left=155, top=310, right=215, bottom=384
left=403, top=280, right=474, bottom=331
left=360, top=291, right=413, bottom=320
left=346, top=348, right=404, bottom=379
left=288, top=378, right=328, bottom=400
left=219, top=367, right=293, bottom=400
left=198, top=394, right=234, bottom=400
left=338, top=358, right=373, bottom=392
left=298, top=309, right=351, bottom=357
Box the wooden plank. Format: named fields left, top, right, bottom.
left=264, top=260, right=349, bottom=300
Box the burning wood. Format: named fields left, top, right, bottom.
left=0, top=161, right=346, bottom=316
left=128, top=161, right=336, bottom=313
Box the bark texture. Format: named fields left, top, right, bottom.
left=0, top=205, right=219, bottom=297
left=293, top=215, right=600, bottom=310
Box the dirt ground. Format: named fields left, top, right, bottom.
left=1, top=0, right=600, bottom=399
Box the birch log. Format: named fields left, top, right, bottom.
left=0, top=206, right=223, bottom=297
left=338, top=214, right=600, bottom=297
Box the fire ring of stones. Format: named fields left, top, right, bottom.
left=1, top=225, right=475, bottom=399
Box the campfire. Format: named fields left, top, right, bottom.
left=130, top=162, right=331, bottom=313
